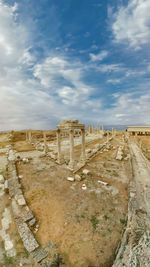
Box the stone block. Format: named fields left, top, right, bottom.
left=31, top=246, right=49, bottom=263
left=15, top=218, right=39, bottom=252
left=15, top=194, right=26, bottom=206
left=20, top=210, right=34, bottom=222
left=67, top=177, right=74, bottom=182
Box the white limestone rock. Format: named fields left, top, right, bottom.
left=74, top=174, right=82, bottom=181
left=67, top=177, right=74, bottom=182
left=98, top=180, right=108, bottom=186
left=83, top=169, right=91, bottom=175
left=0, top=175, right=4, bottom=184
left=8, top=150, right=16, bottom=161
left=4, top=236, right=14, bottom=251
left=22, top=158, right=29, bottom=163
left=82, top=184, right=87, bottom=190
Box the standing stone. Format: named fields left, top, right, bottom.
left=69, top=129, right=74, bottom=169
left=56, top=129, right=62, bottom=164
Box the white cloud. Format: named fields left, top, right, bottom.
left=33, top=56, right=94, bottom=107
left=107, top=79, right=121, bottom=84
left=96, top=64, right=123, bottom=73
left=90, top=50, right=108, bottom=61
left=112, top=0, right=150, bottom=49
left=1, top=0, right=150, bottom=130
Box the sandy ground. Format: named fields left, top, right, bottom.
left=15, top=133, right=130, bottom=267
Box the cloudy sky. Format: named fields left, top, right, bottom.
left=0, top=0, right=150, bottom=130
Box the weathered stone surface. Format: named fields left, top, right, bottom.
left=28, top=217, right=36, bottom=226
left=15, top=194, right=26, bottom=206
left=8, top=150, right=16, bottom=161
left=31, top=246, right=49, bottom=263
left=15, top=218, right=39, bottom=252
left=74, top=174, right=82, bottom=181
left=20, top=210, right=34, bottom=222
left=60, top=120, right=78, bottom=125
left=0, top=174, right=4, bottom=183
left=4, top=180, right=8, bottom=192
left=8, top=178, right=21, bottom=197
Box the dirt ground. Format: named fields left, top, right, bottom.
left=13, top=132, right=130, bottom=267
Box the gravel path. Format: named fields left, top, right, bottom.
left=113, top=141, right=150, bottom=267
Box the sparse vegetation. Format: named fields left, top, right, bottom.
left=3, top=253, right=14, bottom=266
left=90, top=215, right=99, bottom=231
left=104, top=215, right=109, bottom=221
left=120, top=219, right=126, bottom=225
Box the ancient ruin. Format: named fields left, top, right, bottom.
left=127, top=126, right=150, bottom=136
left=56, top=120, right=85, bottom=169
left=1, top=123, right=150, bottom=266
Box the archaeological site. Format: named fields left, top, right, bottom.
left=1, top=120, right=150, bottom=266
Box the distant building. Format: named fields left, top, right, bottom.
left=127, top=126, right=150, bottom=136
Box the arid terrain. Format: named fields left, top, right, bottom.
left=0, top=129, right=150, bottom=267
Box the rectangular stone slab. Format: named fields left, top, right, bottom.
left=15, top=218, right=39, bottom=252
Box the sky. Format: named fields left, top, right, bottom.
left=0, top=0, right=150, bottom=130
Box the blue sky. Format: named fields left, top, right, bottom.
left=0, top=0, right=150, bottom=130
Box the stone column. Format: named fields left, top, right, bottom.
left=28, top=131, right=32, bottom=143
left=69, top=129, right=74, bottom=169
left=43, top=131, right=47, bottom=153
left=26, top=130, right=28, bottom=141
left=57, top=129, right=62, bottom=164
left=81, top=129, right=86, bottom=163
left=107, top=131, right=109, bottom=142
left=112, top=128, right=114, bottom=136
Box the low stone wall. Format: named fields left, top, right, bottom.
left=7, top=148, right=61, bottom=265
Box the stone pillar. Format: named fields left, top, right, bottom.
left=26, top=130, right=28, bottom=141
left=28, top=131, right=32, bottom=143
left=107, top=131, right=109, bottom=142
left=112, top=128, right=114, bottom=136
left=43, top=131, right=48, bottom=153
left=102, top=125, right=104, bottom=134
left=57, top=129, right=62, bottom=164
left=69, top=129, right=74, bottom=169
left=81, top=129, right=86, bottom=163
